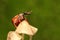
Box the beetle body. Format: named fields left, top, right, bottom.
left=12, top=15, right=21, bottom=28
left=12, top=11, right=31, bottom=28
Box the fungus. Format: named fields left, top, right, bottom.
left=7, top=31, right=22, bottom=40
left=15, top=20, right=38, bottom=40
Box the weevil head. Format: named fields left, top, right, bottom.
left=23, top=11, right=32, bottom=15
left=18, top=11, right=32, bottom=20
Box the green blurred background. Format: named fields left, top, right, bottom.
left=0, top=0, right=60, bottom=40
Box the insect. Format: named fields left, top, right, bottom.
left=12, top=11, right=31, bottom=28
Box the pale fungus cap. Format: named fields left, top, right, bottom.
left=15, top=20, right=38, bottom=35
left=7, top=31, right=22, bottom=40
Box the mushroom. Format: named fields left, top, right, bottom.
left=15, top=20, right=38, bottom=40
left=7, top=31, right=22, bottom=40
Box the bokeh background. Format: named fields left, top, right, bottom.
left=0, top=0, right=60, bottom=40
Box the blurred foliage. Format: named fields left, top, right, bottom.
left=0, top=0, right=60, bottom=40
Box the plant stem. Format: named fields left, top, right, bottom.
left=29, top=35, right=32, bottom=40
left=22, top=34, right=24, bottom=40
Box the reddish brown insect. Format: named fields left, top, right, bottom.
left=12, top=11, right=31, bottom=28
